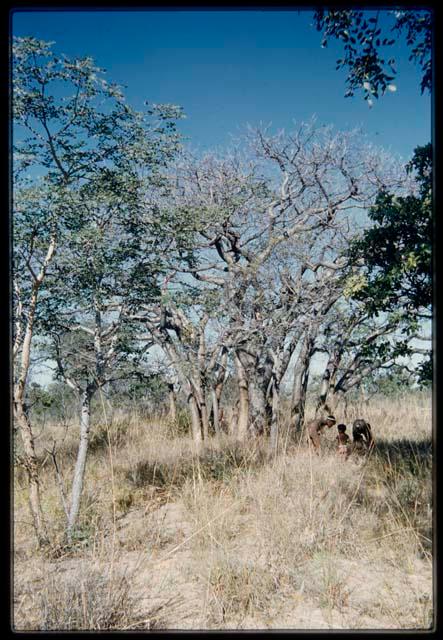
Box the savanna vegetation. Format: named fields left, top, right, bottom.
left=13, top=390, right=433, bottom=630
left=12, top=26, right=432, bottom=631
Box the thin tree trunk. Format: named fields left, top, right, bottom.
left=327, top=387, right=346, bottom=414
left=315, top=359, right=334, bottom=416
left=249, top=378, right=271, bottom=435
left=290, top=335, right=314, bottom=433
left=316, top=350, right=341, bottom=416
left=14, top=402, right=47, bottom=545
left=196, top=320, right=209, bottom=439
left=67, top=387, right=94, bottom=541
left=167, top=382, right=177, bottom=422
left=234, top=351, right=249, bottom=440
left=188, top=394, right=203, bottom=448
left=269, top=380, right=280, bottom=452
left=229, top=402, right=239, bottom=436
left=211, top=388, right=221, bottom=434
left=191, top=378, right=209, bottom=440
left=210, top=348, right=227, bottom=434
left=13, top=284, right=49, bottom=546
left=291, top=371, right=309, bottom=433
left=200, top=397, right=210, bottom=440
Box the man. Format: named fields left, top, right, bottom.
left=306, top=414, right=336, bottom=451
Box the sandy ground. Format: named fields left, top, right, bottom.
left=13, top=493, right=433, bottom=631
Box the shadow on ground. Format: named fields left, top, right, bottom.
left=372, top=437, right=432, bottom=472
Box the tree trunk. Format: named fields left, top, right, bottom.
left=14, top=401, right=47, bottom=545
left=167, top=382, right=177, bottom=422
left=211, top=388, right=221, bottom=434
left=13, top=285, right=49, bottom=546
left=191, top=379, right=209, bottom=440
left=210, top=351, right=227, bottom=434
left=315, top=350, right=341, bottom=416
left=188, top=394, right=203, bottom=448
left=290, top=335, right=315, bottom=434
left=316, top=361, right=333, bottom=416
left=200, top=397, right=210, bottom=440
left=161, top=341, right=203, bottom=446
left=291, top=371, right=309, bottom=433
left=228, top=402, right=239, bottom=436
left=67, top=387, right=94, bottom=542
left=234, top=351, right=249, bottom=440
left=269, top=380, right=280, bottom=452
left=327, top=387, right=346, bottom=414
left=249, top=378, right=270, bottom=435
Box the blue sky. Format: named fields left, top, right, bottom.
left=12, top=8, right=431, bottom=386
left=12, top=9, right=431, bottom=162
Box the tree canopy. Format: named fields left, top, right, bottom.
left=314, top=9, right=432, bottom=104
left=351, top=143, right=432, bottom=316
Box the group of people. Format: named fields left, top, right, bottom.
left=306, top=414, right=374, bottom=460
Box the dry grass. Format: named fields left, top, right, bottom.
left=13, top=391, right=433, bottom=630
left=13, top=559, right=184, bottom=631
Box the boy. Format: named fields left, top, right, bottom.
left=336, top=423, right=350, bottom=460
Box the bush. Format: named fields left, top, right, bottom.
left=208, top=561, right=277, bottom=624
left=15, top=563, right=180, bottom=631
left=36, top=568, right=136, bottom=630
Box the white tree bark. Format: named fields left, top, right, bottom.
left=67, top=386, right=95, bottom=542
left=211, top=388, right=221, bottom=434
left=167, top=382, right=177, bottom=422
left=13, top=233, right=56, bottom=546
left=234, top=350, right=249, bottom=440
left=291, top=331, right=316, bottom=433
left=269, top=380, right=280, bottom=451
left=188, top=394, right=203, bottom=448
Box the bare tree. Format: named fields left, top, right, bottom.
left=152, top=121, right=406, bottom=444
left=314, top=299, right=428, bottom=415
left=134, top=292, right=230, bottom=446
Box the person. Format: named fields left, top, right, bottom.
left=352, top=419, right=374, bottom=451
left=336, top=423, right=351, bottom=460
left=306, top=414, right=336, bottom=451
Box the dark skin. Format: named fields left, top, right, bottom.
left=352, top=419, right=374, bottom=451
left=336, top=424, right=350, bottom=445
left=306, top=417, right=336, bottom=450
left=336, top=424, right=350, bottom=459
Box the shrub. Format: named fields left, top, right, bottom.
left=208, top=560, right=277, bottom=625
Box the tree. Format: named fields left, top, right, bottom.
left=352, top=144, right=432, bottom=312
left=12, top=36, right=184, bottom=543
left=314, top=9, right=432, bottom=104
left=350, top=143, right=432, bottom=383
left=314, top=300, right=421, bottom=415
left=313, top=10, right=433, bottom=382
left=13, top=181, right=58, bottom=544
left=143, top=298, right=229, bottom=445
left=42, top=161, right=187, bottom=541
left=152, top=122, right=407, bottom=446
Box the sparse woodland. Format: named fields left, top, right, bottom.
left=12, top=36, right=432, bottom=630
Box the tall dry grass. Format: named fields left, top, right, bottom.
left=13, top=391, right=433, bottom=630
